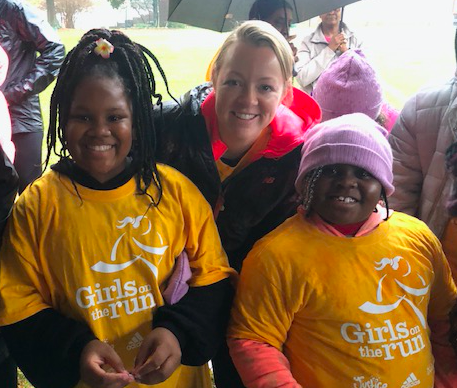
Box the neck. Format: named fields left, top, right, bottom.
left=321, top=23, right=339, bottom=36
left=222, top=145, right=250, bottom=160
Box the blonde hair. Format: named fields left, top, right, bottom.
left=211, top=20, right=293, bottom=87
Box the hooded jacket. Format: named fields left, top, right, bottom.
left=0, top=0, right=65, bottom=134
left=155, top=83, right=321, bottom=272
left=389, top=74, right=457, bottom=238
left=0, top=144, right=18, bottom=363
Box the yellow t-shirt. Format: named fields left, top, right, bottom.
left=0, top=163, right=236, bottom=388
left=229, top=212, right=457, bottom=388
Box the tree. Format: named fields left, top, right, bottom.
left=28, top=0, right=59, bottom=27
left=109, top=0, right=160, bottom=26
left=54, top=0, right=93, bottom=28
left=130, top=0, right=153, bottom=24
left=46, top=0, right=59, bottom=28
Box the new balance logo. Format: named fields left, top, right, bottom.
left=126, top=332, right=143, bottom=350
left=401, top=373, right=420, bottom=388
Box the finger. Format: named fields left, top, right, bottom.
left=85, top=369, right=134, bottom=388
left=134, top=339, right=157, bottom=369
left=135, top=354, right=180, bottom=385
left=134, top=348, right=169, bottom=377
left=96, top=345, right=129, bottom=375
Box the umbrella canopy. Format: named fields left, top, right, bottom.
left=168, top=0, right=362, bottom=32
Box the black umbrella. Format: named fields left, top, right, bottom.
left=168, top=0, right=362, bottom=32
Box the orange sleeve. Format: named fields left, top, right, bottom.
left=227, top=338, right=302, bottom=388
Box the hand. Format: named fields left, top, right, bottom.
left=132, top=327, right=182, bottom=385
left=287, top=35, right=298, bottom=62
left=339, top=41, right=349, bottom=53
left=328, top=33, right=347, bottom=52
left=80, top=340, right=134, bottom=388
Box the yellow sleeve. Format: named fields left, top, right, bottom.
left=162, top=165, right=237, bottom=287
left=228, top=242, right=304, bottom=351
left=0, top=194, right=52, bottom=325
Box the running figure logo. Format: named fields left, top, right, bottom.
left=91, top=215, right=168, bottom=279
left=359, top=256, right=429, bottom=328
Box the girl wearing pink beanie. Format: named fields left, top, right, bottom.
left=313, top=49, right=398, bottom=132
left=228, top=113, right=457, bottom=388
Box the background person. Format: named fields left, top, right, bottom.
left=0, top=144, right=19, bottom=388
left=295, top=8, right=362, bottom=94
left=0, top=0, right=65, bottom=193
left=248, top=0, right=297, bottom=61
left=205, top=0, right=297, bottom=81
left=156, top=20, right=321, bottom=388
left=0, top=29, right=235, bottom=388
left=228, top=113, right=457, bottom=388
left=389, top=30, right=457, bottom=279
left=312, top=49, right=398, bottom=131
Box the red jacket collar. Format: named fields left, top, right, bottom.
left=201, top=87, right=321, bottom=161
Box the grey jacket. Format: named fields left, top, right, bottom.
left=389, top=74, right=457, bottom=238
left=295, top=22, right=361, bottom=94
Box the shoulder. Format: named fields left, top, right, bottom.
left=403, top=79, right=455, bottom=115
left=390, top=80, right=456, bottom=138
left=156, top=163, right=208, bottom=199
left=12, top=171, right=65, bottom=216
left=388, top=212, right=441, bottom=247
left=244, top=215, right=308, bottom=264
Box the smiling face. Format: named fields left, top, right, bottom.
left=65, top=75, right=133, bottom=183
left=265, top=8, right=293, bottom=37
left=213, top=41, right=286, bottom=158
left=310, top=164, right=383, bottom=225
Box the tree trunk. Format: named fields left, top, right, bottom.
left=65, top=13, right=75, bottom=28
left=152, top=0, right=159, bottom=27
left=46, top=0, right=59, bottom=28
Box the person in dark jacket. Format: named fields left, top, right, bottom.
left=0, top=145, right=19, bottom=388
left=0, top=0, right=65, bottom=193
left=155, top=20, right=321, bottom=388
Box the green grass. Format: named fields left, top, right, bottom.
left=39, top=25, right=455, bottom=137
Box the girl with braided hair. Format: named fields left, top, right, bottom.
left=0, top=29, right=235, bottom=388
left=228, top=113, right=457, bottom=387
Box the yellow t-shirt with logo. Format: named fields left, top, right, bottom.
left=228, top=212, right=457, bottom=388
left=0, top=164, right=236, bottom=388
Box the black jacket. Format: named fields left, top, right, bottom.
left=0, top=145, right=18, bottom=363
left=0, top=0, right=65, bottom=134
left=156, top=84, right=318, bottom=272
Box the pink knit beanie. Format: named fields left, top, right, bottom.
left=295, top=113, right=394, bottom=196
left=313, top=49, right=383, bottom=122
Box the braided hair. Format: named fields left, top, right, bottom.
left=446, top=141, right=457, bottom=216
left=45, top=29, right=173, bottom=206
left=300, top=167, right=390, bottom=220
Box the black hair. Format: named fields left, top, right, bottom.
left=45, top=29, right=174, bottom=206
left=248, top=0, right=293, bottom=21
